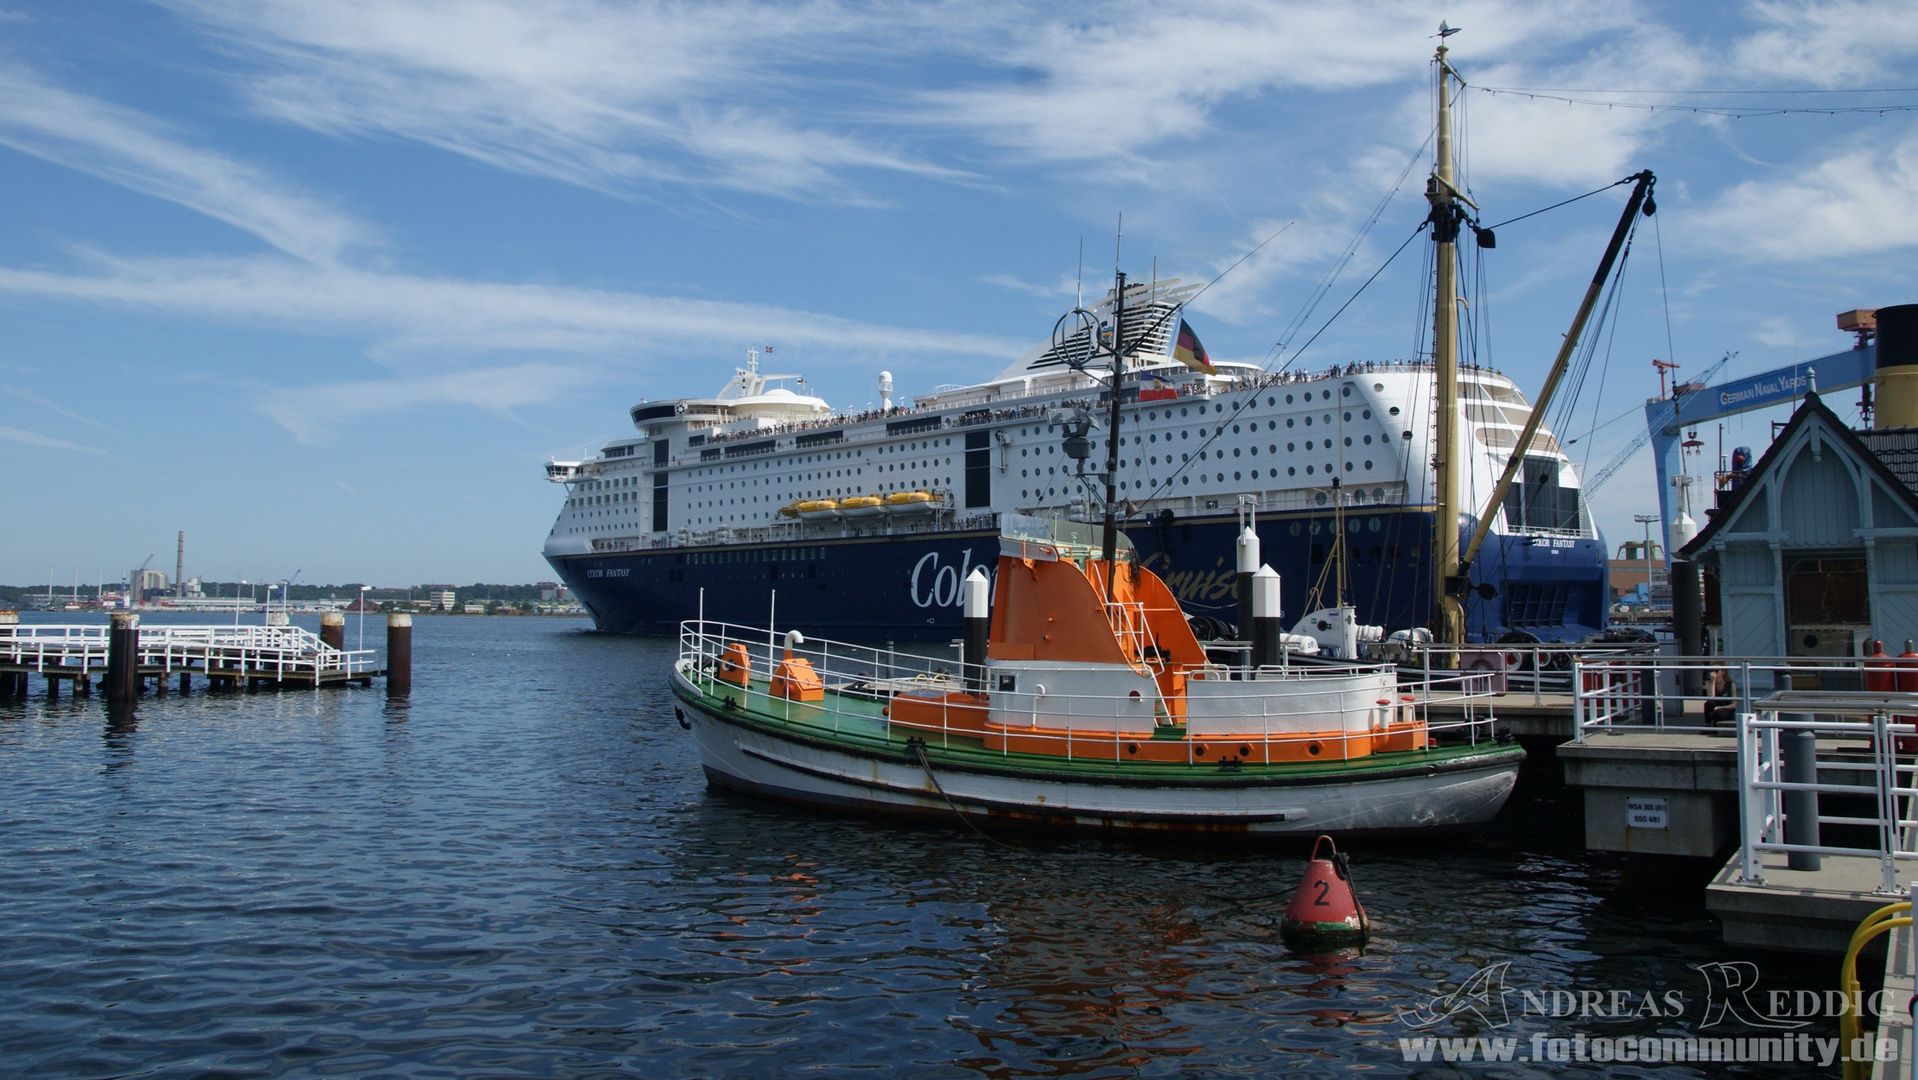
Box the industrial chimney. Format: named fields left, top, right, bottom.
left=1874, top=304, right=1918, bottom=429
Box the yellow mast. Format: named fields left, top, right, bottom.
left=1427, top=36, right=1468, bottom=645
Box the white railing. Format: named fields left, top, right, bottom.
left=1573, top=654, right=1890, bottom=742
left=677, top=619, right=1506, bottom=762
left=0, top=623, right=379, bottom=679
left=1393, top=639, right=1658, bottom=707
left=1734, top=692, right=1918, bottom=896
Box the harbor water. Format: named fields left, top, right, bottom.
left=0, top=613, right=1845, bottom=1077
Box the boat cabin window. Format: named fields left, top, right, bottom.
left=997, top=673, right=1017, bottom=693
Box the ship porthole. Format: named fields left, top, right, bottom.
left=1307, top=741, right=1323, bottom=756
left=1127, top=743, right=1139, bottom=755
left=1194, top=745, right=1207, bottom=757
left=1240, top=744, right=1252, bottom=756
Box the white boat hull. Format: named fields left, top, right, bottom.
left=671, top=665, right=1521, bottom=837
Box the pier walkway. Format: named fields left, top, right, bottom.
left=0, top=622, right=381, bottom=693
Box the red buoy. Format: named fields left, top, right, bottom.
left=1280, top=835, right=1370, bottom=951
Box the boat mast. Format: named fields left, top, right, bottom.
left=1427, top=32, right=1467, bottom=645
left=1100, top=270, right=1128, bottom=601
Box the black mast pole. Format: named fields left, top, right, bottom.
left=1101, top=271, right=1127, bottom=602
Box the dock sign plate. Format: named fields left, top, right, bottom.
left=1627, top=795, right=1669, bottom=830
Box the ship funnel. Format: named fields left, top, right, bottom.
left=879, top=370, right=893, bottom=412
left=1875, top=304, right=1918, bottom=428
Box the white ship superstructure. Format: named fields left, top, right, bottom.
left=545, top=280, right=1592, bottom=564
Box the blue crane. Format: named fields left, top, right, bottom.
left=1639, top=337, right=1877, bottom=567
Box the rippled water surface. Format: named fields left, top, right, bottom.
left=0, top=614, right=1843, bottom=1077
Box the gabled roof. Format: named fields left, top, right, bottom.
left=1859, top=427, right=1918, bottom=492
left=1680, top=391, right=1918, bottom=559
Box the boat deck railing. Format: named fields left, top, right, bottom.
left=0, top=623, right=380, bottom=680
left=679, top=619, right=1507, bottom=763
left=1572, top=653, right=1902, bottom=741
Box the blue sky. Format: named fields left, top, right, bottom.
left=2, top=0, right=1917, bottom=588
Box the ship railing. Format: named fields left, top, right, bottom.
left=678, top=619, right=1505, bottom=762
left=1731, top=692, right=1918, bottom=895
left=1571, top=653, right=1898, bottom=743
left=1399, top=639, right=1657, bottom=708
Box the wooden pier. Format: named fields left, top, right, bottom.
left=0, top=619, right=383, bottom=696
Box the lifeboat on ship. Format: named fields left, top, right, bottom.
left=796, top=499, right=841, bottom=521
left=839, top=495, right=885, bottom=519
left=668, top=516, right=1524, bottom=837
left=883, top=490, right=938, bottom=516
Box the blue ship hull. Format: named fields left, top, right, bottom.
left=548, top=506, right=1608, bottom=643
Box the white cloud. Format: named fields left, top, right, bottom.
left=0, top=64, right=368, bottom=263
left=260, top=362, right=593, bottom=441
left=165, top=0, right=967, bottom=201
left=1733, top=0, right=1918, bottom=87
left=0, top=423, right=105, bottom=453
left=1689, top=121, right=1918, bottom=259
left=0, top=253, right=1024, bottom=363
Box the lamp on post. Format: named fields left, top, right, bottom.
left=359, top=585, right=372, bottom=650
left=1633, top=514, right=1659, bottom=610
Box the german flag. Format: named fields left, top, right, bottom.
left=1174, top=319, right=1216, bottom=375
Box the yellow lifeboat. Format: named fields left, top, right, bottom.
left=884, top=490, right=937, bottom=515
left=778, top=500, right=804, bottom=518
left=796, top=499, right=841, bottom=521
left=839, top=495, right=885, bottom=519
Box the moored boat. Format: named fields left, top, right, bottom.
left=669, top=516, right=1524, bottom=836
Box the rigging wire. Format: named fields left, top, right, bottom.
left=1483, top=178, right=1633, bottom=232
left=1472, top=85, right=1918, bottom=117
left=1272, top=129, right=1435, bottom=358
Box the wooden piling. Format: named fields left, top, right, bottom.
left=107, top=612, right=139, bottom=702
left=320, top=611, right=345, bottom=651
left=386, top=613, right=412, bottom=694
left=0, top=610, right=16, bottom=700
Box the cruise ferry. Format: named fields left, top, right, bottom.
left=541, top=276, right=1609, bottom=642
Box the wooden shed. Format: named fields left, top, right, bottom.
left=1681, top=391, right=1918, bottom=660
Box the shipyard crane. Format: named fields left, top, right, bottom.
left=1638, top=315, right=1880, bottom=569
left=1584, top=351, right=1734, bottom=495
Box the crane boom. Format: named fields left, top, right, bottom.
left=1584, top=352, right=1734, bottom=496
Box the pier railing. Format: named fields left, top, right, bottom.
left=1733, top=693, right=1918, bottom=896
left=1393, top=639, right=1657, bottom=706
left=0, top=623, right=379, bottom=680
left=1572, top=654, right=1897, bottom=742
left=677, top=619, right=1507, bottom=762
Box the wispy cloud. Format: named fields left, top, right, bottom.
left=260, top=362, right=594, bottom=442
left=0, top=63, right=369, bottom=262
left=1689, top=121, right=1918, bottom=259
left=166, top=0, right=968, bottom=201
left=0, top=423, right=105, bottom=453
left=0, top=253, right=1025, bottom=361
left=4, top=386, right=113, bottom=429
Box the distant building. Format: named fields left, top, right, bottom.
left=182, top=576, right=204, bottom=598
left=134, top=569, right=169, bottom=599
left=537, top=581, right=562, bottom=602
left=421, top=586, right=457, bottom=612
left=463, top=602, right=486, bottom=614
